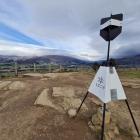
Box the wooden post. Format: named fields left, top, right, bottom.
left=49, top=64, right=51, bottom=73
left=34, top=63, right=36, bottom=72
left=59, top=64, right=62, bottom=72
left=14, top=61, right=18, bottom=76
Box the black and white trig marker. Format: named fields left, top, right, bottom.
left=88, top=66, right=126, bottom=103
left=76, top=13, right=140, bottom=140
left=100, top=13, right=123, bottom=41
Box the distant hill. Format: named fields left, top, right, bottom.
left=0, top=55, right=19, bottom=63
left=0, top=55, right=91, bottom=65
left=95, top=55, right=140, bottom=67
left=18, top=55, right=92, bottom=65
left=116, top=55, right=140, bottom=67
left=0, top=54, right=140, bottom=67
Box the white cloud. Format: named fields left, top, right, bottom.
left=0, top=41, right=45, bottom=56
left=0, top=0, right=140, bottom=60
left=0, top=40, right=101, bottom=60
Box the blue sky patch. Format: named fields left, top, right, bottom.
left=0, top=22, right=43, bottom=46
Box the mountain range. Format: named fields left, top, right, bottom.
left=0, top=54, right=140, bottom=67
left=0, top=55, right=91, bottom=65
left=116, top=54, right=140, bottom=67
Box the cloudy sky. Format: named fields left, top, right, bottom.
left=0, top=0, right=140, bottom=61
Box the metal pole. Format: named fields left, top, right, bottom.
left=100, top=24, right=110, bottom=140
left=76, top=91, right=89, bottom=115
left=106, top=28, right=111, bottom=66
left=125, top=99, right=140, bottom=137
left=107, top=40, right=110, bottom=66
left=100, top=103, right=106, bottom=140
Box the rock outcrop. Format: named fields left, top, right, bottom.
left=88, top=108, right=120, bottom=140
left=67, top=108, right=77, bottom=118
left=52, top=87, right=75, bottom=98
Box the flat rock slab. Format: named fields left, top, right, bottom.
left=43, top=72, right=73, bottom=79
left=35, top=87, right=87, bottom=113
left=34, top=88, right=63, bottom=112
left=62, top=98, right=88, bottom=111
left=122, top=79, right=140, bottom=89
left=23, top=73, right=43, bottom=78
left=122, top=82, right=140, bottom=88
left=0, top=81, right=12, bottom=90
left=8, top=81, right=25, bottom=90
left=23, top=72, right=73, bottom=79
left=52, top=87, right=75, bottom=98
left=35, top=88, right=54, bottom=107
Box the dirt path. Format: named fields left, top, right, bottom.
left=0, top=72, right=139, bottom=140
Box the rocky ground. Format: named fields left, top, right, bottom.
left=0, top=72, right=140, bottom=140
